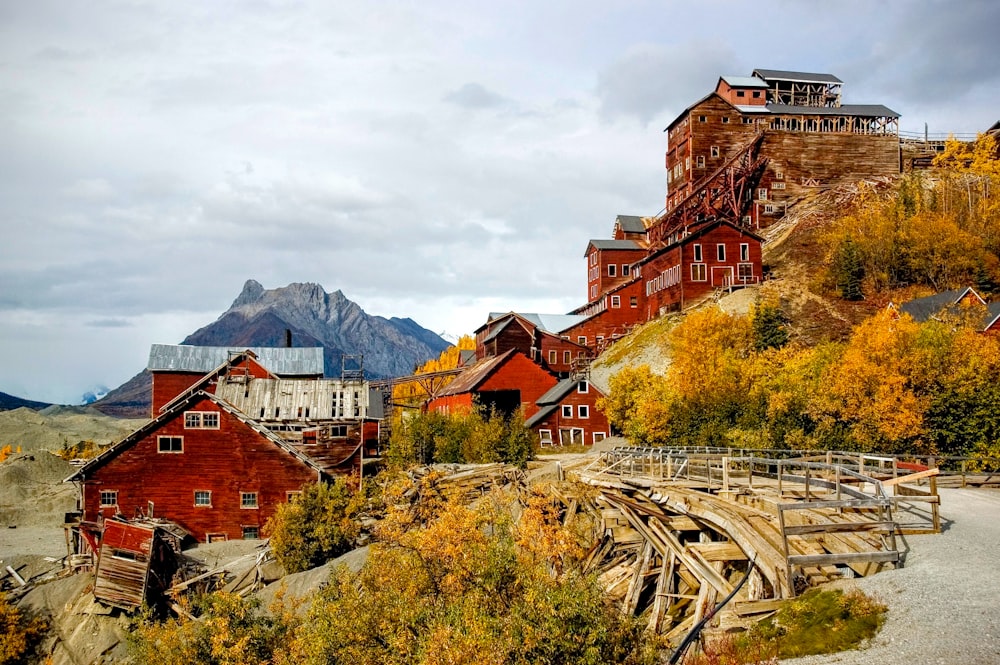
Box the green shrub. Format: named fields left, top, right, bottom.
left=265, top=478, right=364, bottom=573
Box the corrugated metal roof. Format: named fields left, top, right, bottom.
left=437, top=350, right=515, bottom=397
left=734, top=105, right=771, bottom=113
left=536, top=378, right=580, bottom=405
left=753, top=69, right=843, bottom=84
left=517, top=313, right=589, bottom=334
left=721, top=75, right=769, bottom=88
left=215, top=378, right=372, bottom=421
left=766, top=103, right=900, bottom=118
left=899, top=288, right=981, bottom=322
left=485, top=311, right=589, bottom=335
left=148, top=344, right=324, bottom=375
left=587, top=239, right=643, bottom=252
left=615, top=215, right=647, bottom=233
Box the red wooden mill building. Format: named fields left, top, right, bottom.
left=464, top=67, right=903, bottom=445
left=474, top=67, right=900, bottom=369
left=67, top=346, right=383, bottom=543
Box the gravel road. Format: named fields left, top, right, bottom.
left=785, top=487, right=1000, bottom=665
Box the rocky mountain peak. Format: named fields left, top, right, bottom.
left=231, top=279, right=266, bottom=308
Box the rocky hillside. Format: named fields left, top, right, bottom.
left=94, top=281, right=450, bottom=418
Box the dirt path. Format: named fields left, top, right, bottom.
left=785, top=488, right=1000, bottom=665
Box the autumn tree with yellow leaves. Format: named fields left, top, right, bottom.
left=131, top=487, right=661, bottom=665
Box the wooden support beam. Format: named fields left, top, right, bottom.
left=787, top=551, right=899, bottom=567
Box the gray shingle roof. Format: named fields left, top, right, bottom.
left=615, top=215, right=647, bottom=233
left=899, top=288, right=983, bottom=322
left=766, top=103, right=900, bottom=118
left=752, top=69, right=843, bottom=84
left=585, top=239, right=643, bottom=257
left=148, top=344, right=324, bottom=375
left=524, top=404, right=558, bottom=429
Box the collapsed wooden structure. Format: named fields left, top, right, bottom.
left=544, top=447, right=941, bottom=639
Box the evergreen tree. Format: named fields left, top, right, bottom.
left=752, top=299, right=789, bottom=351
left=974, top=258, right=998, bottom=297
left=832, top=237, right=865, bottom=300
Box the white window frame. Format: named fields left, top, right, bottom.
left=693, top=244, right=703, bottom=262
left=691, top=264, right=707, bottom=282
left=194, top=490, right=212, bottom=507
left=561, top=405, right=573, bottom=418
left=607, top=264, right=616, bottom=277
left=157, top=435, right=183, bottom=454
left=622, top=264, right=630, bottom=276
left=538, top=429, right=553, bottom=445
left=578, top=381, right=589, bottom=394
left=577, top=336, right=587, bottom=345
left=593, top=432, right=607, bottom=444
left=578, top=405, right=589, bottom=419
left=563, top=350, right=571, bottom=364
left=696, top=155, right=705, bottom=168
left=717, top=244, right=726, bottom=262
left=711, top=146, right=720, bottom=158
left=100, top=490, right=118, bottom=507
left=611, top=295, right=620, bottom=308
left=738, top=263, right=754, bottom=282
left=242, top=526, right=260, bottom=540
left=241, top=492, right=259, bottom=509
left=548, top=350, right=557, bottom=364
left=184, top=411, right=220, bottom=429
left=740, top=243, right=749, bottom=262
left=758, top=188, right=768, bottom=201
left=630, top=296, right=638, bottom=308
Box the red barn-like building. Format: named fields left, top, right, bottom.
left=526, top=378, right=610, bottom=446
left=427, top=350, right=558, bottom=420
left=68, top=349, right=382, bottom=543
left=637, top=219, right=764, bottom=317
left=68, top=391, right=325, bottom=543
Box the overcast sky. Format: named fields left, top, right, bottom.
left=2, top=1, right=998, bottom=404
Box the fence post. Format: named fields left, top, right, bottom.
left=929, top=456, right=940, bottom=533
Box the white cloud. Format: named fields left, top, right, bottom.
left=0, top=1, right=998, bottom=402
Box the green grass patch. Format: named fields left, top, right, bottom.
left=687, top=587, right=887, bottom=664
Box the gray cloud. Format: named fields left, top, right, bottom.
left=86, top=318, right=132, bottom=328
left=1, top=1, right=997, bottom=403
left=443, top=83, right=509, bottom=110
left=839, top=0, right=1000, bottom=109
left=596, top=41, right=736, bottom=125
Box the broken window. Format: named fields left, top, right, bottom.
left=157, top=436, right=183, bottom=453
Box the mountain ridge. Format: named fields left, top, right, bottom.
left=93, top=280, right=450, bottom=418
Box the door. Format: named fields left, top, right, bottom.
left=711, top=266, right=734, bottom=288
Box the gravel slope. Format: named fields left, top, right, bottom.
left=785, top=488, right=1000, bottom=665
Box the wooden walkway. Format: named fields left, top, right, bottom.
left=557, top=447, right=942, bottom=639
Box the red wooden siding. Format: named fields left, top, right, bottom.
left=83, top=395, right=319, bottom=542
left=151, top=357, right=274, bottom=414
left=531, top=386, right=610, bottom=446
